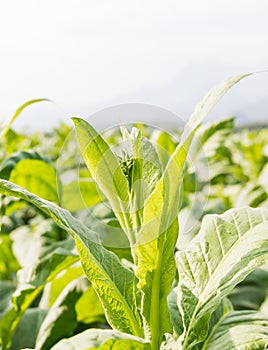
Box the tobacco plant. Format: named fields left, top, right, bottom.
left=1, top=74, right=268, bottom=349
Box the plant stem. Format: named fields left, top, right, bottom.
left=150, top=238, right=164, bottom=350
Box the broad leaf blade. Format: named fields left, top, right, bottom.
left=10, top=308, right=47, bottom=350
left=0, top=179, right=143, bottom=338
left=50, top=329, right=150, bottom=350
left=204, top=311, right=268, bottom=350
left=9, top=159, right=60, bottom=204
left=176, top=207, right=268, bottom=349
left=0, top=150, right=49, bottom=180
left=229, top=269, right=268, bottom=310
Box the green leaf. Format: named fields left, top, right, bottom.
left=204, top=311, right=268, bottom=350
left=0, top=179, right=143, bottom=338
left=0, top=281, right=16, bottom=318
left=190, top=117, right=234, bottom=161
left=75, top=284, right=105, bottom=324
left=229, top=269, right=268, bottom=310
left=168, top=288, right=183, bottom=336
left=120, top=126, right=162, bottom=230
left=47, top=266, right=84, bottom=307
left=0, top=99, right=50, bottom=139
left=150, top=129, right=177, bottom=168
left=0, top=150, right=49, bottom=181
left=9, top=159, right=60, bottom=204
left=61, top=179, right=101, bottom=211
left=131, top=127, right=162, bottom=200
left=234, top=183, right=268, bottom=208
left=185, top=73, right=252, bottom=134
left=0, top=240, right=77, bottom=350
left=0, top=234, right=20, bottom=279
left=35, top=277, right=87, bottom=350
left=133, top=129, right=192, bottom=348
left=75, top=237, right=142, bottom=336
left=134, top=219, right=179, bottom=347
left=204, top=298, right=233, bottom=347
left=49, top=329, right=150, bottom=350
left=10, top=308, right=47, bottom=350
left=72, top=118, right=132, bottom=237
left=176, top=207, right=268, bottom=349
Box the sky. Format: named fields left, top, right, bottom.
left=0, top=0, right=268, bottom=131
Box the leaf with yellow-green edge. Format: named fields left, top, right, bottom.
left=0, top=179, right=143, bottom=339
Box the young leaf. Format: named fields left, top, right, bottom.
left=176, top=207, right=268, bottom=349
left=120, top=126, right=162, bottom=230
left=72, top=118, right=132, bottom=238
left=0, top=179, right=143, bottom=338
